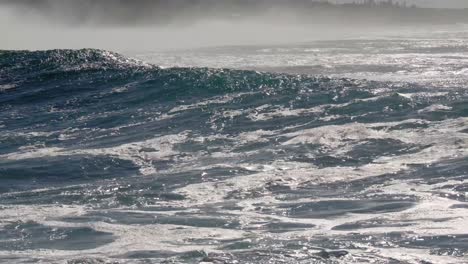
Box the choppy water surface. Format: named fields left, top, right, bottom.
left=1, top=30, right=468, bottom=263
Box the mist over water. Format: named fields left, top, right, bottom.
left=2, top=0, right=468, bottom=51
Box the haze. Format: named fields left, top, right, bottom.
left=2, top=0, right=468, bottom=51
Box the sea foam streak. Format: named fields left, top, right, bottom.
left=1, top=49, right=468, bottom=263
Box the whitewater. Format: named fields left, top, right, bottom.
left=1, top=29, right=468, bottom=264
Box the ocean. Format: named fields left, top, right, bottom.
left=1, top=28, right=468, bottom=263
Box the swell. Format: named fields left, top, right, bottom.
left=0, top=49, right=382, bottom=109
left=1, top=49, right=466, bottom=158
left=1, top=49, right=468, bottom=263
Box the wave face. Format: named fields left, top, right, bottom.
left=1, top=49, right=468, bottom=263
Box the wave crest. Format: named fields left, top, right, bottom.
left=0, top=49, right=152, bottom=85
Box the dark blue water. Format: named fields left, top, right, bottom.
left=1, top=48, right=468, bottom=263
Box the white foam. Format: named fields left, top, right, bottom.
left=0, top=84, right=16, bottom=91
left=0, top=131, right=192, bottom=175
left=168, top=92, right=254, bottom=114
left=418, top=104, right=453, bottom=113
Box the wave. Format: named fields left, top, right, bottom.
left=0, top=48, right=150, bottom=76
left=1, top=49, right=466, bottom=181
left=1, top=49, right=468, bottom=263
left=0, top=49, right=382, bottom=105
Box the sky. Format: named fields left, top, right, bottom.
left=410, top=0, right=468, bottom=8
left=336, top=0, right=468, bottom=8
left=1, top=0, right=468, bottom=51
